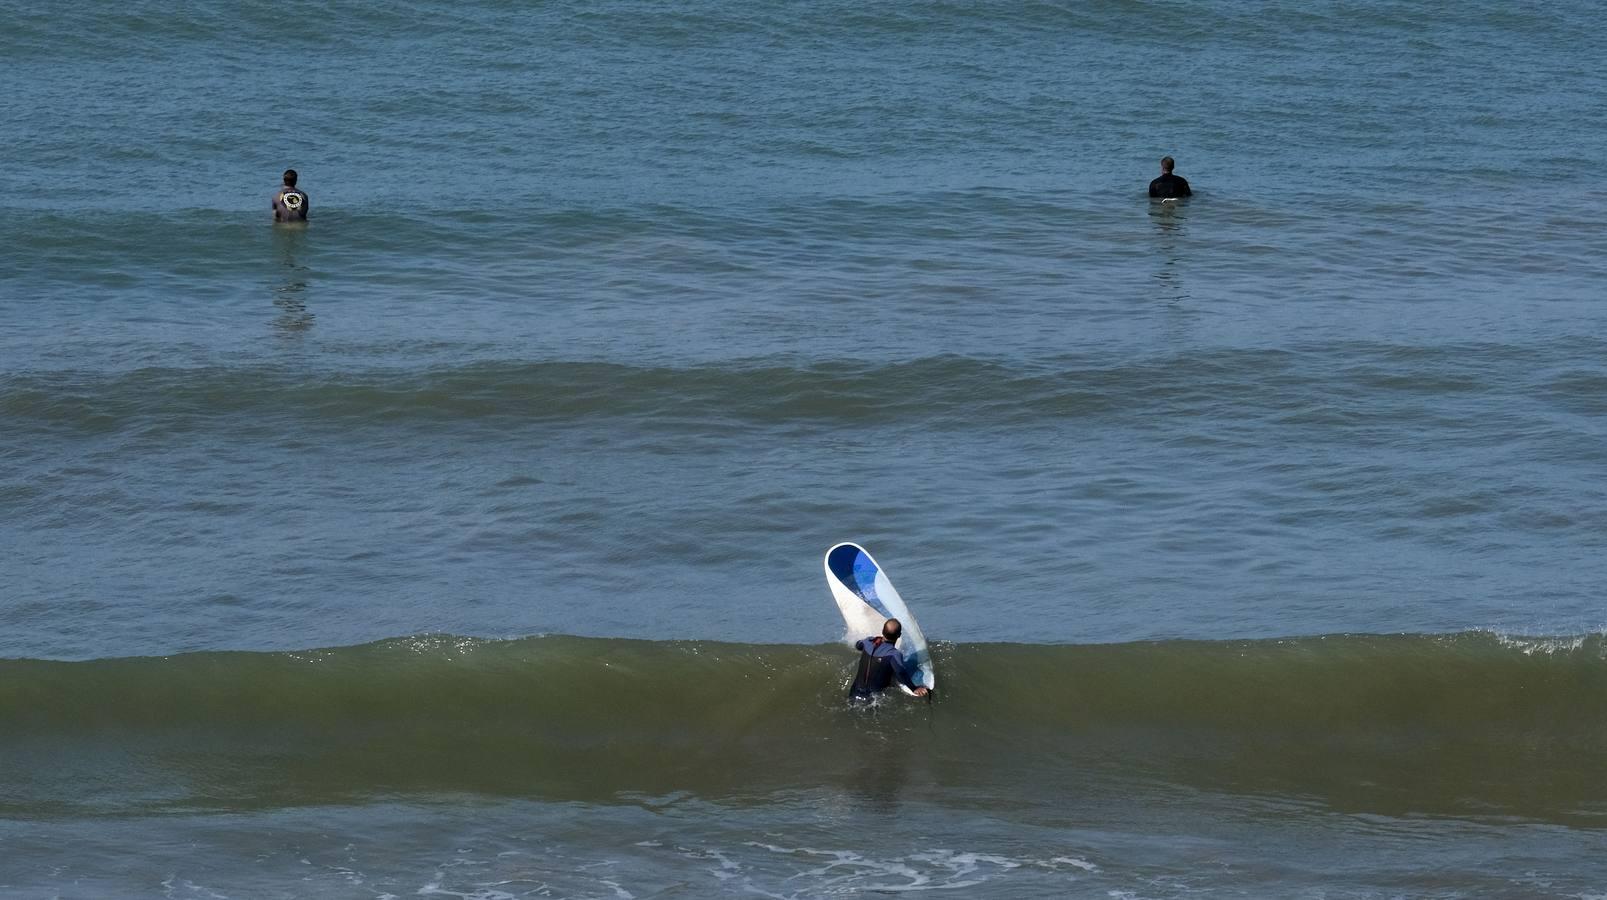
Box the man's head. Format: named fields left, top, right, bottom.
left=283, top=169, right=299, bottom=187
left=1160, top=156, right=1175, bottom=174
left=882, top=618, right=902, bottom=642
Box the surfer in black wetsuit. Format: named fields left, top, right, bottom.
left=848, top=618, right=930, bottom=700
left=1148, top=156, right=1192, bottom=199
left=273, top=169, right=310, bottom=223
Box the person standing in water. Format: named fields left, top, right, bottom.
left=848, top=617, right=930, bottom=700
left=273, top=169, right=309, bottom=222
left=1148, top=156, right=1192, bottom=199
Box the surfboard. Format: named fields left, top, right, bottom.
left=824, top=542, right=936, bottom=694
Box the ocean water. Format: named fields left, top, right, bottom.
left=3, top=0, right=1607, bottom=896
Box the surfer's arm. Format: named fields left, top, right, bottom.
left=888, top=648, right=921, bottom=692
left=898, top=669, right=930, bottom=697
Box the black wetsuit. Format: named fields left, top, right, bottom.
left=1148, top=173, right=1192, bottom=199
left=848, top=636, right=917, bottom=700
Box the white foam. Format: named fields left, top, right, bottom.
left=737, top=842, right=1054, bottom=893
left=416, top=872, right=521, bottom=900
left=1048, top=856, right=1100, bottom=872
left=1494, top=632, right=1589, bottom=655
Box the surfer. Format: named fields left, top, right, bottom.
left=848, top=618, right=930, bottom=700
left=273, top=169, right=310, bottom=223
left=1148, top=156, right=1192, bottom=199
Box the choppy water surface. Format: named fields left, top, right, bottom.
left=3, top=0, right=1606, bottom=896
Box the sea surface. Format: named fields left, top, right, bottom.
left=3, top=0, right=1606, bottom=896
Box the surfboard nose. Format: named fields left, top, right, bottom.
left=825, top=542, right=877, bottom=602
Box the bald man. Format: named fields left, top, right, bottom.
left=848, top=618, right=930, bottom=700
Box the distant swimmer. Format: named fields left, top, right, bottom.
left=848, top=618, right=930, bottom=701
left=273, top=169, right=309, bottom=223
left=1148, top=156, right=1192, bottom=199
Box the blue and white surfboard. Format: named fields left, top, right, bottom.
left=824, top=542, right=935, bottom=693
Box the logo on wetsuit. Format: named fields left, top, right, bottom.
left=281, top=191, right=305, bottom=212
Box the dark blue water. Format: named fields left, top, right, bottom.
left=4, top=0, right=1606, bottom=895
